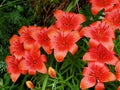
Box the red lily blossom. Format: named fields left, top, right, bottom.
left=115, top=61, right=120, bottom=81
left=9, top=35, right=25, bottom=59
left=20, top=47, right=47, bottom=75
left=48, top=25, right=80, bottom=62
left=89, top=0, right=119, bottom=15
left=80, top=62, right=116, bottom=89
left=104, top=6, right=120, bottom=31
left=80, top=21, right=115, bottom=50
left=54, top=10, right=86, bottom=32
left=83, top=44, right=118, bottom=65
left=18, top=26, right=38, bottom=50
left=31, top=26, right=52, bottom=54
left=5, top=56, right=27, bottom=82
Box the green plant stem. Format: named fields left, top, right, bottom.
left=19, top=74, right=29, bottom=90
left=66, top=0, right=79, bottom=12
left=41, top=55, right=54, bottom=90
left=42, top=74, right=49, bottom=90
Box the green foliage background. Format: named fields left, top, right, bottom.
left=0, top=0, right=120, bottom=90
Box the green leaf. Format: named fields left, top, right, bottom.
left=66, top=0, right=79, bottom=12
left=0, top=78, right=3, bottom=86
left=114, top=35, right=120, bottom=55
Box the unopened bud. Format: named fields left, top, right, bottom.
left=48, top=67, right=56, bottom=78
left=26, top=81, right=34, bottom=89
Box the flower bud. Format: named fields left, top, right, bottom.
left=26, top=81, right=34, bottom=89
left=48, top=67, right=56, bottom=78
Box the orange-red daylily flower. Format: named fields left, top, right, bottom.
left=54, top=10, right=86, bottom=32
left=31, top=27, right=52, bottom=54
left=83, top=44, right=118, bottom=65
left=9, top=35, right=25, bottom=59
left=80, top=21, right=115, bottom=50
left=104, top=5, right=120, bottom=31
left=18, top=26, right=38, bottom=50
left=5, top=56, right=27, bottom=82
left=115, top=61, right=120, bottom=81
left=20, top=47, right=47, bottom=75
left=48, top=26, right=80, bottom=62
left=80, top=62, right=116, bottom=90
left=89, top=0, right=119, bottom=15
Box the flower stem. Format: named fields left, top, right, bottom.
left=42, top=74, right=49, bottom=90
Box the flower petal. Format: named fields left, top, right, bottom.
left=10, top=73, right=20, bottom=82
left=42, top=44, right=52, bottom=54
left=115, top=61, right=120, bottom=72
left=28, top=69, right=36, bottom=75
left=54, top=49, right=67, bottom=62
left=69, top=44, right=78, bottom=55
left=83, top=52, right=96, bottom=62
left=68, top=31, right=80, bottom=42
left=79, top=27, right=92, bottom=38
left=101, top=72, right=116, bottom=82
left=37, top=62, right=47, bottom=74
left=82, top=67, right=93, bottom=76
left=116, top=72, right=120, bottom=81
left=80, top=76, right=96, bottom=89
left=95, top=82, right=105, bottom=90
left=18, top=26, right=27, bottom=35
left=40, top=54, right=47, bottom=63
